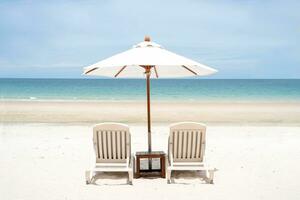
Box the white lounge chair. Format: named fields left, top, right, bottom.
left=166, top=122, right=216, bottom=184
left=85, top=123, right=134, bottom=185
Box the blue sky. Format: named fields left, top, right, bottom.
left=0, top=0, right=299, bottom=78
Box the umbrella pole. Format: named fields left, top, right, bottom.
left=146, top=67, right=152, bottom=170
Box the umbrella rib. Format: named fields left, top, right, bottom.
left=182, top=65, right=198, bottom=75
left=84, top=67, right=99, bottom=74
left=114, top=65, right=127, bottom=77
left=154, top=66, right=159, bottom=78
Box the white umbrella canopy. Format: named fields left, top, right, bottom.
left=83, top=36, right=217, bottom=161
left=83, top=38, right=217, bottom=78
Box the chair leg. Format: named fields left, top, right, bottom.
left=128, top=171, right=133, bottom=185
left=132, top=156, right=135, bottom=177
left=207, top=169, right=214, bottom=184
left=85, top=170, right=91, bottom=184
left=127, top=155, right=134, bottom=185
left=166, top=169, right=172, bottom=184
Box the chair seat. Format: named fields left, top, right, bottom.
left=93, top=165, right=131, bottom=172
left=168, top=165, right=214, bottom=171
left=172, top=162, right=204, bottom=166
left=95, top=162, right=128, bottom=167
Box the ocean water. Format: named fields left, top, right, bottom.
left=0, top=78, right=300, bottom=102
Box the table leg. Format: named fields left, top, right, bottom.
left=161, top=156, right=166, bottom=178
left=136, top=157, right=140, bottom=178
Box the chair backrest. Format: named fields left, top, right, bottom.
left=93, top=123, right=131, bottom=163
left=169, top=122, right=206, bottom=162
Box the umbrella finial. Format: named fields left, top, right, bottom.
left=144, top=36, right=151, bottom=42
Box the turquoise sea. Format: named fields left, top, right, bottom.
left=0, top=78, right=300, bottom=102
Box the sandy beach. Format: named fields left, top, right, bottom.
left=0, top=123, right=299, bottom=200
left=1, top=99, right=300, bottom=199
left=1, top=101, right=300, bottom=200
left=1, top=100, right=300, bottom=124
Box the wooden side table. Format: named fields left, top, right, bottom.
left=135, top=151, right=166, bottom=178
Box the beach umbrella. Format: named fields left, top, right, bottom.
left=83, top=36, right=217, bottom=154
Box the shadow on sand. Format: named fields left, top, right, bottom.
left=90, top=172, right=131, bottom=186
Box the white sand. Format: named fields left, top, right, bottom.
left=1, top=101, right=300, bottom=124
left=0, top=123, right=299, bottom=200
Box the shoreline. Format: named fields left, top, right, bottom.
left=2, top=122, right=300, bottom=127
left=1, top=100, right=300, bottom=124
left=1, top=99, right=300, bottom=103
